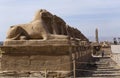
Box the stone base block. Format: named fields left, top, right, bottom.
left=1, top=55, right=71, bottom=72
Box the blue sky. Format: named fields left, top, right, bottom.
left=0, top=0, right=120, bottom=41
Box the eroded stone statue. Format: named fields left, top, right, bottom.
left=6, top=9, right=68, bottom=40
left=6, top=9, right=88, bottom=41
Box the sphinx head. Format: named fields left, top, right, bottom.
left=32, top=9, right=53, bottom=21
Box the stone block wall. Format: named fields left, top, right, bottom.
left=1, top=55, right=71, bottom=71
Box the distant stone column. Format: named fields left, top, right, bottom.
left=95, top=28, right=99, bottom=43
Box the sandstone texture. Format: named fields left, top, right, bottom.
left=6, top=9, right=88, bottom=41
left=0, top=9, right=91, bottom=77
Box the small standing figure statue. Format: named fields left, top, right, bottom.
left=101, top=50, right=104, bottom=57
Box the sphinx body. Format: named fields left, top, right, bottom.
left=6, top=9, right=68, bottom=40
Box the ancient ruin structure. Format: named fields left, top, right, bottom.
left=0, top=9, right=91, bottom=77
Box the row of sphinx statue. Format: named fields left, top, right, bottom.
left=6, top=9, right=88, bottom=41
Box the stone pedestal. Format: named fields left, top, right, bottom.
left=0, top=39, right=75, bottom=77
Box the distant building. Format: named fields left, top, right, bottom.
left=0, top=41, right=3, bottom=45
left=113, top=38, right=118, bottom=45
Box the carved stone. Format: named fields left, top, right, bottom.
left=6, top=9, right=88, bottom=41
left=0, top=9, right=91, bottom=77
